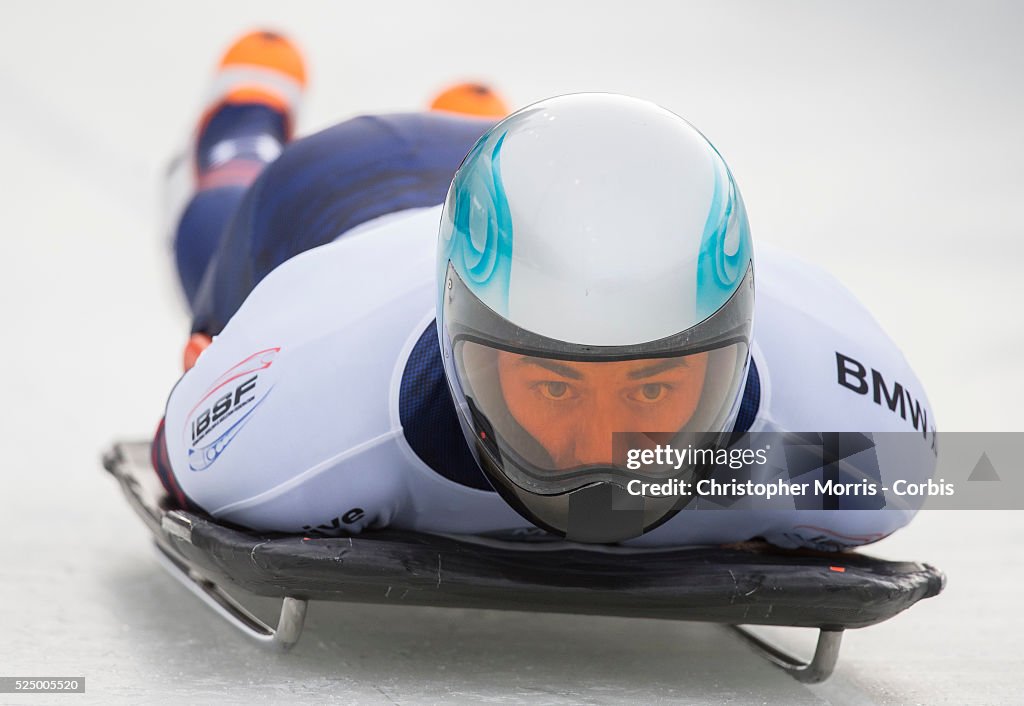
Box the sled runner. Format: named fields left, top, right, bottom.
left=103, top=440, right=944, bottom=684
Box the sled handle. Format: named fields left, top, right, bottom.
left=153, top=542, right=308, bottom=651
left=729, top=625, right=843, bottom=684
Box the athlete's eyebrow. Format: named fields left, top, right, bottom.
left=516, top=356, right=584, bottom=380
left=627, top=358, right=689, bottom=379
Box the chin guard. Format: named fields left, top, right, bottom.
left=565, top=483, right=645, bottom=543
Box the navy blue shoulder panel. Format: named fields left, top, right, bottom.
left=191, top=112, right=494, bottom=335
left=732, top=358, right=761, bottom=435
left=399, top=322, right=493, bottom=491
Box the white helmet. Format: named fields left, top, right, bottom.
left=437, top=94, right=753, bottom=543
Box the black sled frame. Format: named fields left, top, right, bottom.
left=103, top=441, right=944, bottom=684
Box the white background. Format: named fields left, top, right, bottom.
left=0, top=1, right=1021, bottom=703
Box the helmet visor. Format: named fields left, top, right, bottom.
left=442, top=261, right=753, bottom=496
left=453, top=339, right=747, bottom=494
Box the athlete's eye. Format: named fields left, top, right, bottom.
left=541, top=381, right=569, bottom=400
left=533, top=381, right=580, bottom=402
left=642, top=384, right=663, bottom=400
left=630, top=383, right=670, bottom=403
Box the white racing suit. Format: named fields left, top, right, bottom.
left=157, top=204, right=937, bottom=551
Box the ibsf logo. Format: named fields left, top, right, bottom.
left=185, top=348, right=279, bottom=471
left=191, top=375, right=258, bottom=443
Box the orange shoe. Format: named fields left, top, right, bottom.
left=204, top=30, right=308, bottom=135
left=430, top=82, right=508, bottom=118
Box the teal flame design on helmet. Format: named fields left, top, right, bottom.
left=437, top=126, right=515, bottom=317
left=696, top=146, right=752, bottom=321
